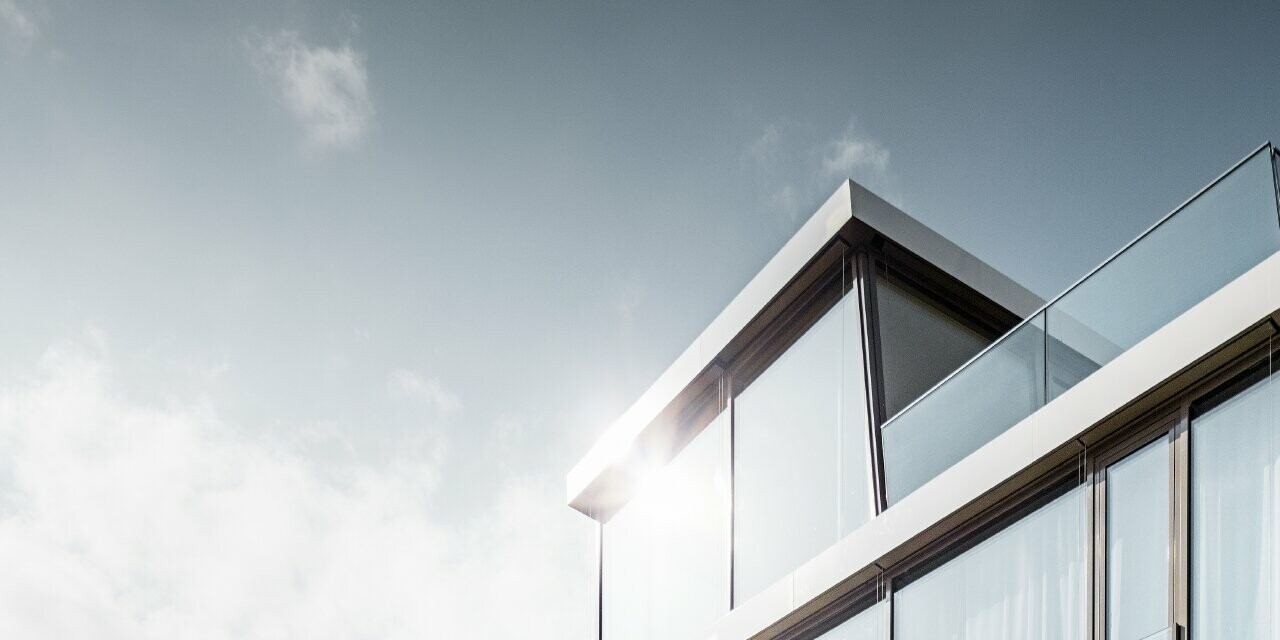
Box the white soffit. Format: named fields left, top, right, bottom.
left=846, top=182, right=1044, bottom=318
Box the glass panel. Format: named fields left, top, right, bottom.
left=895, top=484, right=1087, bottom=640
left=819, top=600, right=885, bottom=640
left=1047, top=149, right=1280, bottom=399
left=1107, top=438, right=1170, bottom=640
left=604, top=486, right=651, bottom=640
left=1191, top=359, right=1279, bottom=639
left=876, top=146, right=1280, bottom=508
left=881, top=312, right=1045, bottom=505
left=877, top=277, right=991, bottom=419
left=603, top=411, right=730, bottom=640
left=734, top=292, right=873, bottom=605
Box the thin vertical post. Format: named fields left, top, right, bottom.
left=596, top=520, right=603, bottom=640
left=856, top=251, right=890, bottom=513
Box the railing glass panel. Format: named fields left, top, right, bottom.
left=882, top=145, right=1280, bottom=507
left=1047, top=148, right=1280, bottom=399
left=882, top=312, right=1045, bottom=504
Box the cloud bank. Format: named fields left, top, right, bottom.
left=0, top=332, right=591, bottom=639
left=249, top=30, right=374, bottom=150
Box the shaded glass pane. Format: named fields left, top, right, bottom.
left=819, top=600, right=885, bottom=640
left=1191, top=362, right=1279, bottom=639
left=895, top=485, right=1086, bottom=640
left=881, top=312, right=1045, bottom=505
left=734, top=293, right=873, bottom=605
left=1107, top=438, right=1169, bottom=640
left=877, top=278, right=990, bottom=419
left=603, top=411, right=730, bottom=640
left=1048, top=149, right=1280, bottom=399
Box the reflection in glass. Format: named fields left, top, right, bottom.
left=1191, top=365, right=1279, bottom=639
left=603, top=411, right=730, bottom=640
left=1107, top=438, right=1169, bottom=640
left=734, top=293, right=873, bottom=605
left=895, top=485, right=1086, bottom=640
left=819, top=601, right=885, bottom=640
left=1047, top=149, right=1280, bottom=399
left=876, top=277, right=990, bottom=420
left=881, top=312, right=1045, bottom=505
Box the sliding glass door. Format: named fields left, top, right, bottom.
left=1190, top=362, right=1279, bottom=639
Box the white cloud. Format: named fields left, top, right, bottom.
left=821, top=121, right=890, bottom=179
left=0, top=0, right=41, bottom=57
left=249, top=30, right=374, bottom=150
left=749, top=124, right=781, bottom=168
left=387, top=368, right=460, bottom=416
left=748, top=118, right=903, bottom=220
left=0, top=332, right=592, bottom=639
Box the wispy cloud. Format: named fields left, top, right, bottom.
left=748, top=117, right=902, bottom=222
left=387, top=368, right=461, bottom=416
left=822, top=121, right=890, bottom=179
left=746, top=122, right=806, bottom=223
left=749, top=124, right=782, bottom=168
left=248, top=29, right=374, bottom=150
left=0, top=0, right=41, bottom=57
left=0, top=332, right=591, bottom=638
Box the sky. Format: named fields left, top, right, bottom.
left=2, top=1, right=1280, bottom=637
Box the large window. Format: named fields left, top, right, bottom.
left=733, top=291, right=874, bottom=605
left=1191, top=362, right=1279, bottom=639
left=894, top=483, right=1087, bottom=640
left=1105, top=436, right=1171, bottom=640
left=603, top=411, right=730, bottom=640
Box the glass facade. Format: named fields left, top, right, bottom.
left=1191, top=363, right=1279, bottom=639
left=603, top=411, right=730, bottom=640
left=894, top=485, right=1087, bottom=640
left=733, top=293, right=873, bottom=604
left=584, top=147, right=1280, bottom=640
left=1106, top=438, right=1170, bottom=640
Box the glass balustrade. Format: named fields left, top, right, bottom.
left=883, top=146, right=1280, bottom=505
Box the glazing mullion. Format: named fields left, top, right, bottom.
left=1171, top=405, right=1189, bottom=640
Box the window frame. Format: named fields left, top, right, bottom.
left=1089, top=410, right=1182, bottom=640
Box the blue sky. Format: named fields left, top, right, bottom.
left=3, top=1, right=1280, bottom=637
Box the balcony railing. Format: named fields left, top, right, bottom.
left=881, top=144, right=1280, bottom=505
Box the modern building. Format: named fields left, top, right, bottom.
left=567, top=143, right=1280, bottom=640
